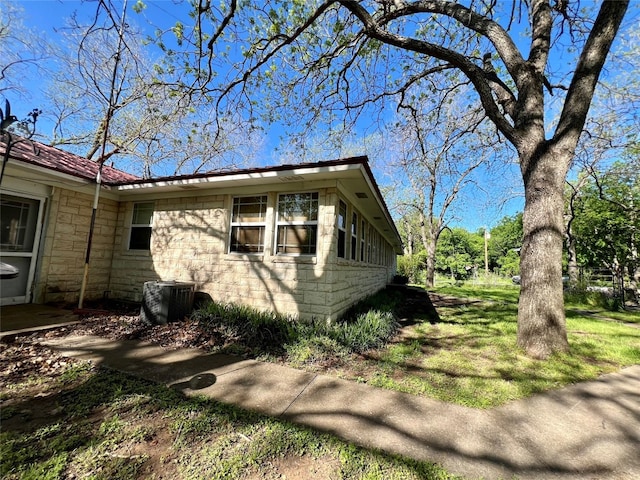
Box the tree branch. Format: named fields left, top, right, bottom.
left=554, top=0, right=630, bottom=146
left=338, top=0, right=519, bottom=143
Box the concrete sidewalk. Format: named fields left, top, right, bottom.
left=41, top=334, right=640, bottom=480
left=0, top=305, right=80, bottom=339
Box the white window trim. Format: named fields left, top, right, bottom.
left=337, top=199, right=347, bottom=259
left=275, top=191, right=319, bottom=256
left=360, top=219, right=366, bottom=262
left=128, top=202, right=154, bottom=251
left=229, top=195, right=268, bottom=254
left=350, top=210, right=358, bottom=261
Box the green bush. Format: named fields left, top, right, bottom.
left=191, top=288, right=402, bottom=359
left=191, top=303, right=298, bottom=354
left=564, top=288, right=622, bottom=311
left=397, top=253, right=426, bottom=284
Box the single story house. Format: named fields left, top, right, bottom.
left=1, top=139, right=402, bottom=321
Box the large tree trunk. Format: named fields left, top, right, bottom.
left=517, top=145, right=570, bottom=359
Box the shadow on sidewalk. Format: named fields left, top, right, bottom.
left=40, top=334, right=640, bottom=480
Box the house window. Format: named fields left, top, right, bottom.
left=230, top=195, right=268, bottom=253
left=276, top=192, right=318, bottom=255
left=360, top=219, right=366, bottom=262
left=350, top=211, right=358, bottom=260
left=129, top=202, right=154, bottom=250
left=337, top=200, right=347, bottom=258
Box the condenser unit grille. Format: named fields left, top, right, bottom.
left=140, top=281, right=195, bottom=325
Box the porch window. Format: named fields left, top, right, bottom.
left=1, top=195, right=39, bottom=252
left=129, top=202, right=154, bottom=250
left=337, top=200, right=347, bottom=258
left=276, top=192, right=318, bottom=255
left=230, top=195, right=268, bottom=253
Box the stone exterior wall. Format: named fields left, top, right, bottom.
left=323, top=189, right=397, bottom=319
left=35, top=188, right=119, bottom=304
left=108, top=186, right=397, bottom=321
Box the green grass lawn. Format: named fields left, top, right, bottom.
left=0, top=353, right=460, bottom=480
left=337, top=285, right=640, bottom=408
left=2, top=285, right=637, bottom=478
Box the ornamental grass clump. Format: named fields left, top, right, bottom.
left=330, top=310, right=399, bottom=353
left=191, top=288, right=402, bottom=358
left=191, top=302, right=298, bottom=354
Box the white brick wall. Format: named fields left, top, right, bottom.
left=108, top=188, right=396, bottom=320
left=35, top=188, right=118, bottom=304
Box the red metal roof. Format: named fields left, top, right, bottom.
left=1, top=139, right=402, bottom=250
left=1, top=137, right=139, bottom=185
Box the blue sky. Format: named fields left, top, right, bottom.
left=6, top=1, right=636, bottom=232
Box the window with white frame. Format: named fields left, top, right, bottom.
left=276, top=192, right=318, bottom=255
left=129, top=202, right=154, bottom=250
left=337, top=200, right=347, bottom=258
left=350, top=211, right=358, bottom=260
left=360, top=219, right=366, bottom=262
left=229, top=195, right=268, bottom=253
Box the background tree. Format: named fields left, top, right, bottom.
left=572, top=160, right=640, bottom=299
left=0, top=2, right=48, bottom=98
left=564, top=26, right=640, bottom=287
left=435, top=227, right=483, bottom=281
left=148, top=0, right=632, bottom=358
left=38, top=1, right=262, bottom=175
left=388, top=87, right=495, bottom=288
left=487, top=213, right=523, bottom=277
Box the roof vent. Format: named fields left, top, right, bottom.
left=279, top=175, right=305, bottom=182
left=355, top=192, right=368, bottom=199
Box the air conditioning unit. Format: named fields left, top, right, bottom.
left=140, top=281, right=195, bottom=325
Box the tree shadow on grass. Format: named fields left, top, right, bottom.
left=1, top=352, right=456, bottom=480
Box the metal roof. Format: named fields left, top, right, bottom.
left=1, top=140, right=402, bottom=252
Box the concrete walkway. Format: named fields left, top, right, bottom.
left=0, top=304, right=80, bottom=339
left=39, top=334, right=640, bottom=480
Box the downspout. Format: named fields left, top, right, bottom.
left=78, top=0, right=127, bottom=308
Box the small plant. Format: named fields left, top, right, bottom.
left=59, top=363, right=93, bottom=383
left=330, top=310, right=399, bottom=352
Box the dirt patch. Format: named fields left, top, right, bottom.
left=241, top=454, right=341, bottom=480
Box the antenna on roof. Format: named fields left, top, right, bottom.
left=0, top=100, right=42, bottom=186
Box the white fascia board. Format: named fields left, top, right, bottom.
left=8, top=160, right=93, bottom=186
left=114, top=163, right=360, bottom=193
left=4, top=160, right=120, bottom=201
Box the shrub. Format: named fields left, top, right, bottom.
left=191, top=303, right=298, bottom=354
left=190, top=288, right=402, bottom=359
left=397, top=253, right=426, bottom=284
left=564, top=287, right=622, bottom=311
